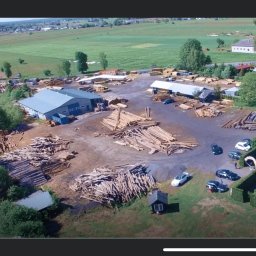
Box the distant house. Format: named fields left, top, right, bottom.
left=148, top=189, right=168, bottom=214
left=198, top=89, right=215, bottom=103
left=19, top=88, right=103, bottom=120
left=150, top=80, right=205, bottom=98
left=231, top=38, right=255, bottom=53
left=15, top=190, right=54, bottom=211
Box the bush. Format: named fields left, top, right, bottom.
left=7, top=185, right=32, bottom=201
left=231, top=171, right=256, bottom=203
left=0, top=167, right=12, bottom=197
left=249, top=192, right=256, bottom=207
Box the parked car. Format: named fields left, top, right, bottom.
left=235, top=141, right=251, bottom=151
left=228, top=150, right=242, bottom=160
left=163, top=98, right=173, bottom=104
left=215, top=169, right=240, bottom=181
left=166, top=77, right=175, bottom=81
left=242, top=138, right=252, bottom=146
left=171, top=172, right=191, bottom=187
left=211, top=144, right=223, bottom=155
left=206, top=180, right=228, bottom=192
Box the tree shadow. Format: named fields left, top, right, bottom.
left=166, top=203, right=180, bottom=213
left=45, top=220, right=62, bottom=237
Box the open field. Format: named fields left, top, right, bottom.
left=55, top=171, right=256, bottom=238
left=0, top=18, right=255, bottom=78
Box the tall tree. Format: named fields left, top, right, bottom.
left=216, top=38, right=225, bottom=48
left=239, top=72, right=256, bottom=106
left=75, top=51, right=88, bottom=73
left=178, top=39, right=211, bottom=72
left=99, top=52, right=108, bottom=70
left=3, top=62, right=12, bottom=78
left=62, top=60, right=71, bottom=76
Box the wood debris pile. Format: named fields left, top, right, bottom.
left=0, top=132, right=17, bottom=154
left=102, top=110, right=198, bottom=155
left=222, top=110, right=256, bottom=130
left=194, top=103, right=225, bottom=118
left=69, top=164, right=155, bottom=207
left=0, top=135, right=75, bottom=183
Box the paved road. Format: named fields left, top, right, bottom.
left=206, top=61, right=256, bottom=67
left=106, top=74, right=256, bottom=182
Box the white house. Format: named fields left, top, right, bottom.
left=231, top=38, right=255, bottom=53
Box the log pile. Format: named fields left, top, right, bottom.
left=102, top=110, right=198, bottom=155
left=194, top=104, right=225, bottom=118
left=0, top=135, right=75, bottom=178
left=0, top=132, right=17, bottom=154
left=69, top=164, right=156, bottom=207
left=222, top=110, right=256, bottom=130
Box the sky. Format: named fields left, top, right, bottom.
left=0, top=18, right=46, bottom=23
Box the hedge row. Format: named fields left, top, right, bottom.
left=231, top=171, right=256, bottom=203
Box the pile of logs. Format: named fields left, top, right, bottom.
left=0, top=135, right=74, bottom=172
left=0, top=131, right=17, bottom=154
left=102, top=110, right=198, bottom=155
left=194, top=103, right=225, bottom=118
left=69, top=164, right=156, bottom=207
left=222, top=110, right=256, bottom=130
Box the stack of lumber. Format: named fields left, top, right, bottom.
left=39, top=79, right=64, bottom=87
left=0, top=135, right=74, bottom=174
left=102, top=109, right=147, bottom=131
left=69, top=164, right=156, bottom=207
left=102, top=110, right=198, bottom=155
left=194, top=103, right=225, bottom=118
left=0, top=132, right=17, bottom=154
left=222, top=110, right=256, bottom=130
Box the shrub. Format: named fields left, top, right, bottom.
left=7, top=185, right=32, bottom=201
left=249, top=192, right=256, bottom=207
left=238, top=147, right=256, bottom=167
left=0, top=167, right=12, bottom=197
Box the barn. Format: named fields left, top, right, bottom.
left=231, top=38, right=255, bottom=53
left=19, top=88, right=103, bottom=120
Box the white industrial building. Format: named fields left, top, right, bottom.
left=231, top=38, right=255, bottom=53
left=150, top=80, right=205, bottom=97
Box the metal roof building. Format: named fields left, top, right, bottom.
left=19, top=89, right=102, bottom=120
left=150, top=80, right=205, bottom=97
left=15, top=190, right=54, bottom=211
left=224, top=87, right=239, bottom=97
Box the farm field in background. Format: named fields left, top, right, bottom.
left=0, top=18, right=255, bottom=78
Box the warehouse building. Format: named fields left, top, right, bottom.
left=19, top=88, right=103, bottom=120
left=231, top=38, right=255, bottom=53
left=150, top=80, right=205, bottom=98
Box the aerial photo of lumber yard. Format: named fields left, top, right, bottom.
left=1, top=17, right=256, bottom=238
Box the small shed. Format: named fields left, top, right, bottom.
left=15, top=190, right=54, bottom=211
left=51, top=113, right=69, bottom=124
left=224, top=87, right=239, bottom=97
left=148, top=190, right=168, bottom=214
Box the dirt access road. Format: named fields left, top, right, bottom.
left=12, top=74, right=256, bottom=204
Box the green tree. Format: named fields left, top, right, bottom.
left=62, top=60, right=71, bottom=76
left=178, top=39, right=211, bottom=72
left=43, top=69, right=52, bottom=76
left=0, top=167, right=12, bottom=197
left=239, top=72, right=256, bottom=106
left=75, top=51, right=88, bottom=73
left=3, top=62, right=12, bottom=78
left=214, top=84, right=222, bottom=100
left=0, top=200, right=45, bottom=237
left=0, top=107, right=10, bottom=130
left=253, top=19, right=256, bottom=26
left=221, top=65, right=238, bottom=79
left=7, top=185, right=31, bottom=201
left=18, top=58, right=25, bottom=64
left=213, top=63, right=225, bottom=78
left=99, top=52, right=108, bottom=70
left=216, top=38, right=225, bottom=48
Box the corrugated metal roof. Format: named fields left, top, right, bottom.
left=199, top=89, right=214, bottom=99
left=150, top=80, right=205, bottom=96
left=225, top=87, right=239, bottom=92
left=77, top=74, right=127, bottom=82
left=232, top=39, right=255, bottom=47
left=15, top=190, right=54, bottom=211
left=58, top=88, right=102, bottom=99
left=148, top=190, right=168, bottom=205
left=19, top=89, right=73, bottom=114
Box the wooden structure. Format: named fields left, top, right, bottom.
left=148, top=189, right=168, bottom=214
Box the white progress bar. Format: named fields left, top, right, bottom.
left=163, top=248, right=256, bottom=252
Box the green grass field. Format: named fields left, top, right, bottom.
left=0, top=18, right=255, bottom=78
left=55, top=171, right=256, bottom=238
